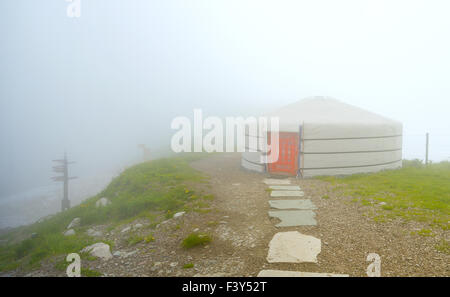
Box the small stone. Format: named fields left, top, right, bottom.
left=170, top=262, right=178, bottom=267
left=121, top=226, right=131, bottom=233
left=113, top=251, right=122, bottom=257
left=123, top=250, right=138, bottom=258
left=173, top=212, right=185, bottom=218
left=87, top=228, right=103, bottom=237
left=67, top=218, right=81, bottom=229
left=193, top=228, right=199, bottom=232
left=134, top=223, right=143, bottom=229
left=64, top=229, right=76, bottom=236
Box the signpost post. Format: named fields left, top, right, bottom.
left=52, top=153, right=77, bottom=211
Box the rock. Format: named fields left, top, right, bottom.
left=121, top=226, right=131, bottom=233
left=170, top=262, right=178, bottom=267
left=193, top=228, right=199, bottom=232
left=67, top=218, right=81, bottom=229
left=81, top=243, right=113, bottom=260
left=379, top=202, right=387, bottom=206
left=96, top=197, right=111, bottom=208
left=268, top=210, right=317, bottom=227
left=64, top=229, right=76, bottom=236
left=269, top=199, right=317, bottom=210
left=267, top=231, right=321, bottom=263
left=270, top=190, right=304, bottom=197
left=113, top=251, right=122, bottom=257
left=123, top=250, right=138, bottom=258
left=87, top=228, right=103, bottom=237
left=173, top=212, right=185, bottom=218
left=263, top=178, right=291, bottom=185
left=134, top=223, right=143, bottom=229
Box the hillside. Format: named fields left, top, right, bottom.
left=0, top=154, right=448, bottom=277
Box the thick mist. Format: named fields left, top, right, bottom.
left=1, top=1, right=450, bottom=227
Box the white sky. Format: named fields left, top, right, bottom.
left=0, top=0, right=449, bottom=196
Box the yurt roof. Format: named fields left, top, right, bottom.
left=264, top=96, right=401, bottom=132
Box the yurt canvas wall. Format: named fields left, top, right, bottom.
left=242, top=97, right=403, bottom=177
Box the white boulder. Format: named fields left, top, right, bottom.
left=81, top=243, right=113, bottom=260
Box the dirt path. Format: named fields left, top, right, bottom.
left=190, top=153, right=449, bottom=277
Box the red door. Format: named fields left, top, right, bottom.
left=267, top=132, right=299, bottom=176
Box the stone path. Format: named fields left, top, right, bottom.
left=268, top=210, right=317, bottom=227
left=268, top=185, right=301, bottom=190
left=259, top=177, right=348, bottom=277
left=268, top=199, right=317, bottom=210
left=263, top=178, right=292, bottom=185
left=270, top=190, right=305, bottom=197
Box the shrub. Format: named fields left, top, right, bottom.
left=181, top=233, right=211, bottom=249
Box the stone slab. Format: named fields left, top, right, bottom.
left=269, top=199, right=316, bottom=210
left=257, top=270, right=349, bottom=277
left=270, top=190, right=304, bottom=197
left=263, top=178, right=291, bottom=185
left=267, top=231, right=321, bottom=263
left=269, top=185, right=301, bottom=190
left=268, top=210, right=317, bottom=227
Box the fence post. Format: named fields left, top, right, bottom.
left=425, top=133, right=429, bottom=165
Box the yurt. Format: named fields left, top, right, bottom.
left=241, top=97, right=403, bottom=177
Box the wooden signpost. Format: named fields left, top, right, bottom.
left=52, top=153, right=77, bottom=211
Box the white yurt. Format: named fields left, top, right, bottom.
left=241, top=96, right=403, bottom=177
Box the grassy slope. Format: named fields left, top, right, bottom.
left=0, top=154, right=208, bottom=272
left=318, top=160, right=450, bottom=231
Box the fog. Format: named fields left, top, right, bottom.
left=1, top=1, right=450, bottom=227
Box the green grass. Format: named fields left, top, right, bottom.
left=127, top=234, right=144, bottom=246
left=435, top=240, right=450, bottom=254
left=0, top=154, right=208, bottom=272
left=317, top=161, right=450, bottom=230
left=181, top=233, right=212, bottom=249
left=182, top=263, right=194, bottom=269
left=413, top=228, right=434, bottom=237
